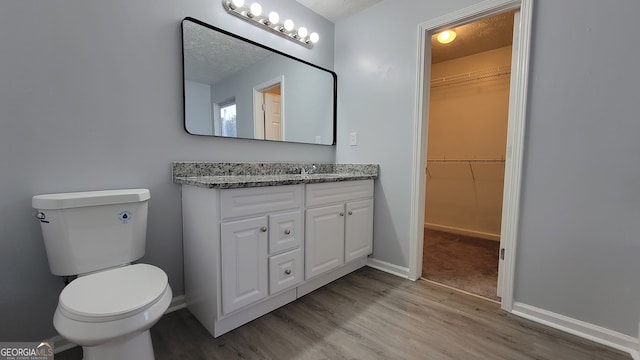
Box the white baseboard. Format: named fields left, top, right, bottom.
left=166, top=294, right=186, bottom=313
left=366, top=257, right=410, bottom=279
left=49, top=334, right=76, bottom=354
left=51, top=294, right=187, bottom=354
left=424, top=222, right=500, bottom=242
left=512, top=302, right=639, bottom=358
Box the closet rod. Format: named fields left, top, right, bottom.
left=430, top=65, right=511, bottom=88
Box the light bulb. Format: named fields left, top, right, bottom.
left=230, top=0, right=244, bottom=8
left=268, top=11, right=279, bottom=24
left=249, top=2, right=262, bottom=17
left=309, top=32, right=319, bottom=43
left=283, top=19, right=294, bottom=32
left=297, top=27, right=308, bottom=38
left=436, top=30, right=456, bottom=44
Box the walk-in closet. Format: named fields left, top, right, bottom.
left=422, top=11, right=515, bottom=301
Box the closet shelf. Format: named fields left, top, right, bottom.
left=430, top=65, right=511, bottom=88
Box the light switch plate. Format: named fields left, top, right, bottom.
left=349, top=132, right=357, bottom=146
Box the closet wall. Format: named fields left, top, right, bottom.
left=425, top=46, right=511, bottom=241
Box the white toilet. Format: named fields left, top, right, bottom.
left=32, top=189, right=172, bottom=360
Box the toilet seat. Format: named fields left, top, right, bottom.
left=58, top=263, right=168, bottom=323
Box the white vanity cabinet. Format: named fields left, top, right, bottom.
left=218, top=185, right=304, bottom=315
left=181, top=179, right=373, bottom=338
left=304, top=180, right=374, bottom=280
left=182, top=184, right=304, bottom=336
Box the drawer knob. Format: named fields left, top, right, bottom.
left=284, top=269, right=292, bottom=275
left=348, top=211, right=353, bottom=215
left=260, top=226, right=267, bottom=232
left=339, top=212, right=344, bottom=216
left=284, top=229, right=291, bottom=235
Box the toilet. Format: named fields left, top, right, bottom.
left=32, top=189, right=172, bottom=360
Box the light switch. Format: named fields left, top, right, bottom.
left=349, top=132, right=357, bottom=146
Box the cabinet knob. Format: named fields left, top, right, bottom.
left=348, top=211, right=353, bottom=215
left=260, top=226, right=267, bottom=232
left=284, top=229, right=291, bottom=235
left=339, top=212, right=344, bottom=216
left=284, top=269, right=292, bottom=275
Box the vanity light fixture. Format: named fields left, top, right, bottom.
left=222, top=0, right=319, bottom=49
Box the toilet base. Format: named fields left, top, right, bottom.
left=82, top=329, right=154, bottom=360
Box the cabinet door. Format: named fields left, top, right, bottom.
left=221, top=217, right=268, bottom=315
left=305, top=204, right=345, bottom=280
left=345, top=199, right=374, bottom=262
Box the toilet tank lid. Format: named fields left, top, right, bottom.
left=32, top=189, right=150, bottom=210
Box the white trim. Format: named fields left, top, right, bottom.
left=253, top=76, right=285, bottom=140
left=498, top=0, right=533, bottom=313
left=512, top=302, right=640, bottom=358
left=424, top=222, right=500, bottom=242
left=50, top=335, right=76, bottom=354
left=408, top=0, right=533, bottom=312
left=166, top=294, right=187, bottom=313
left=367, top=257, right=410, bottom=279
left=50, top=294, right=187, bottom=354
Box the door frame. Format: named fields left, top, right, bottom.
left=253, top=76, right=285, bottom=140
left=408, top=0, right=533, bottom=312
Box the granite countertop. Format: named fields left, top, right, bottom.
left=172, top=162, right=379, bottom=189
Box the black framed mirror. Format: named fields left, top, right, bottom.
left=181, top=17, right=337, bottom=145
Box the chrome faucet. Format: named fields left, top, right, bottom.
left=300, top=165, right=317, bottom=175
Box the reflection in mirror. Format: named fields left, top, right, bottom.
left=182, top=17, right=336, bottom=145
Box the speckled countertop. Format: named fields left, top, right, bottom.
left=172, top=162, right=379, bottom=189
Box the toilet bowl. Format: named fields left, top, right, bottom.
left=53, top=264, right=172, bottom=360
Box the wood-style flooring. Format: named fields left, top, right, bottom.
left=55, top=267, right=631, bottom=360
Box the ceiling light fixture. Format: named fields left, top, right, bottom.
left=436, top=30, right=457, bottom=44
left=222, top=0, right=318, bottom=49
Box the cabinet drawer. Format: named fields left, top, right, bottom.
left=269, top=211, right=303, bottom=254
left=306, top=180, right=373, bottom=207
left=221, top=185, right=303, bottom=220
left=269, top=248, right=303, bottom=295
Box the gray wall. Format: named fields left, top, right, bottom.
left=335, top=0, right=640, bottom=337
left=0, top=0, right=334, bottom=341
left=185, top=80, right=213, bottom=134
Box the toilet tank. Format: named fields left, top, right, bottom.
left=32, top=189, right=151, bottom=276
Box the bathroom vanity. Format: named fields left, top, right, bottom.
left=173, top=162, right=378, bottom=337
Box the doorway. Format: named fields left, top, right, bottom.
left=421, top=11, right=515, bottom=302
left=254, top=77, right=284, bottom=141
left=408, top=0, right=533, bottom=312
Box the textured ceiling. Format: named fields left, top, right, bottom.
left=296, top=0, right=382, bottom=22
left=183, top=20, right=271, bottom=85
left=432, top=11, right=516, bottom=63
left=295, top=1, right=514, bottom=63
left=184, top=8, right=515, bottom=84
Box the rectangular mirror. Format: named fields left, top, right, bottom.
left=182, top=17, right=337, bottom=145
